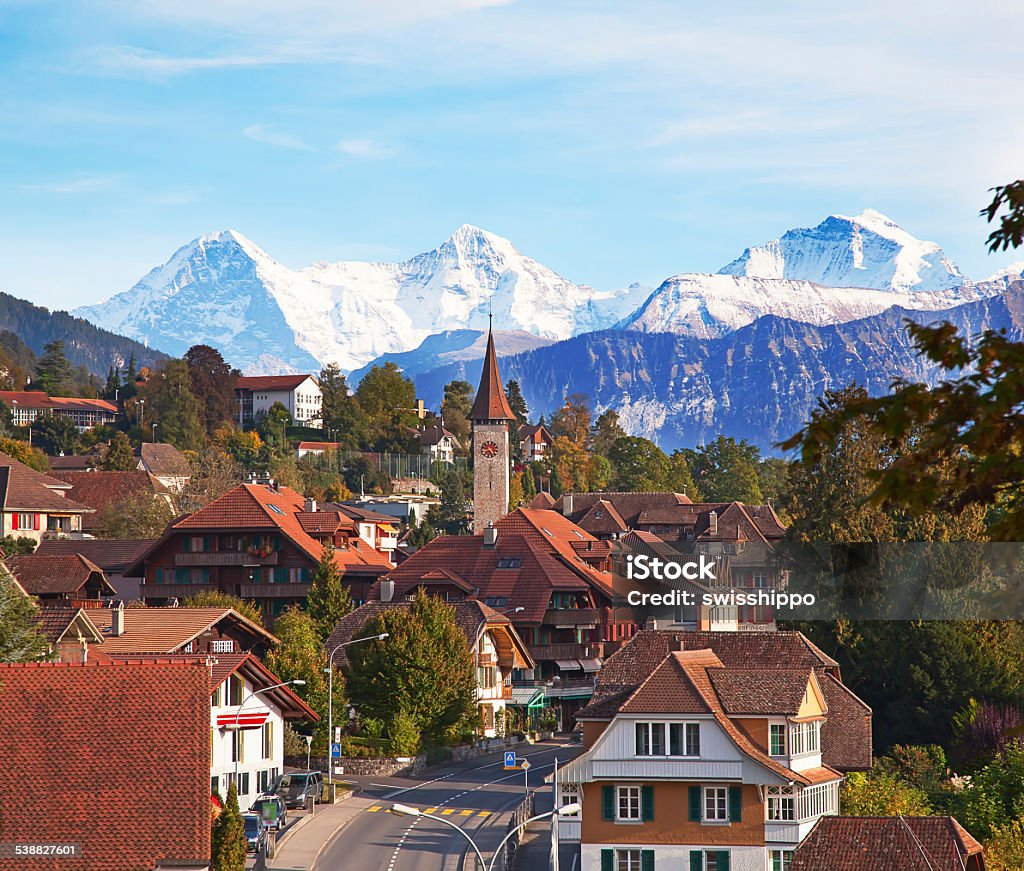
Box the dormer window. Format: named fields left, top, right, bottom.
left=634, top=721, right=700, bottom=757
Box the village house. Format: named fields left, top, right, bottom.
left=790, top=815, right=986, bottom=871
left=0, top=390, right=119, bottom=431
left=127, top=482, right=392, bottom=619
left=370, top=506, right=638, bottom=726
left=0, top=452, right=93, bottom=541
left=557, top=630, right=872, bottom=871
left=235, top=374, right=322, bottom=429
left=296, top=440, right=342, bottom=459
left=49, top=469, right=172, bottom=534
left=520, top=423, right=554, bottom=462
left=416, top=424, right=461, bottom=464
left=32, top=606, right=105, bottom=663
left=6, top=553, right=116, bottom=607
left=36, top=538, right=157, bottom=601
left=0, top=659, right=212, bottom=871
left=136, top=442, right=193, bottom=492
left=326, top=597, right=534, bottom=738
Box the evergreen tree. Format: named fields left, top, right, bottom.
left=184, top=345, right=237, bottom=435
left=102, top=432, right=136, bottom=471
left=0, top=566, right=49, bottom=662
left=691, top=436, right=764, bottom=503
left=34, top=340, right=74, bottom=396
left=438, top=469, right=470, bottom=534
left=122, top=354, right=138, bottom=399
left=265, top=606, right=334, bottom=751
left=307, top=543, right=354, bottom=641
left=504, top=379, right=529, bottom=426
left=211, top=783, right=247, bottom=871
left=319, top=364, right=368, bottom=449
left=441, top=380, right=473, bottom=454
left=345, top=591, right=477, bottom=743
left=509, top=470, right=525, bottom=508
left=521, top=462, right=537, bottom=501
left=103, top=366, right=121, bottom=401
left=592, top=408, right=626, bottom=457
left=548, top=465, right=564, bottom=498
left=30, top=412, right=79, bottom=455
left=149, top=359, right=205, bottom=450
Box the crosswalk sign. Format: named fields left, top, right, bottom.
left=504, top=751, right=517, bottom=769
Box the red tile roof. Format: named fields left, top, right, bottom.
left=468, top=329, right=515, bottom=421
left=5, top=554, right=116, bottom=596
left=88, top=606, right=278, bottom=654
left=137, top=442, right=192, bottom=477
left=50, top=471, right=167, bottom=530
left=34, top=606, right=104, bottom=645
left=528, top=492, right=556, bottom=509
left=0, top=659, right=210, bottom=871
left=0, top=451, right=73, bottom=490
left=0, top=465, right=93, bottom=514
left=235, top=374, right=315, bottom=391
left=36, top=538, right=159, bottom=572
left=791, top=816, right=985, bottom=871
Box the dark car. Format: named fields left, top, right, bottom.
left=273, top=771, right=322, bottom=809
left=242, top=813, right=267, bottom=854
left=250, top=794, right=287, bottom=831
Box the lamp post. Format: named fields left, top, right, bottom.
left=326, top=633, right=389, bottom=789
left=229, top=679, right=305, bottom=797
left=151, top=422, right=158, bottom=443
left=390, top=801, right=582, bottom=871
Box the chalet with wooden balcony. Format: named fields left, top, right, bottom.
left=556, top=630, right=872, bottom=871
left=6, top=553, right=116, bottom=607
left=127, top=482, right=392, bottom=619
left=369, top=507, right=638, bottom=726
left=326, top=598, right=534, bottom=738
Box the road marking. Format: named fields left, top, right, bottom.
left=441, top=808, right=455, bottom=815
left=382, top=771, right=456, bottom=799
left=459, top=810, right=474, bottom=816
left=368, top=805, right=383, bottom=812
left=424, top=807, right=437, bottom=814
left=477, top=811, right=492, bottom=817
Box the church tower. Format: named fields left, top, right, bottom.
left=468, top=322, right=515, bottom=532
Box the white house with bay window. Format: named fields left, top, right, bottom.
left=208, top=653, right=319, bottom=810
left=558, top=649, right=844, bottom=871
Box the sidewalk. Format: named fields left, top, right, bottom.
left=515, top=823, right=578, bottom=871
left=266, top=794, right=377, bottom=871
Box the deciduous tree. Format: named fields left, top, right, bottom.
left=184, top=345, right=237, bottom=434
left=183, top=591, right=263, bottom=626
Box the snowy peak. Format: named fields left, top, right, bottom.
left=719, top=210, right=965, bottom=292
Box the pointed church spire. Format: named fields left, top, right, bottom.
left=469, top=322, right=515, bottom=422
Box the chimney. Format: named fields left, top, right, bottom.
left=564, top=493, right=573, bottom=516
left=111, top=601, right=125, bottom=637
left=380, top=579, right=395, bottom=603
left=645, top=617, right=658, bottom=631
left=305, top=497, right=317, bottom=513
left=709, top=510, right=718, bottom=536
left=483, top=524, right=498, bottom=548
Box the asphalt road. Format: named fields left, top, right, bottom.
left=314, top=739, right=578, bottom=871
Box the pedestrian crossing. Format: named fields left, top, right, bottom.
left=367, top=805, right=493, bottom=817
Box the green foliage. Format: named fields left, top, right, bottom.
left=177, top=447, right=243, bottom=514
left=983, top=179, right=1024, bottom=252
left=436, top=468, right=471, bottom=534
left=388, top=709, right=421, bottom=756
left=320, top=364, right=369, bottom=449
left=101, top=432, right=137, bottom=470
left=307, top=543, right=354, bottom=641
left=345, top=591, right=477, bottom=744
left=985, top=818, right=1024, bottom=871
left=0, top=536, right=37, bottom=555
left=30, top=412, right=80, bottom=455
left=183, top=591, right=263, bottom=626
left=211, top=783, right=247, bottom=871
left=149, top=359, right=205, bottom=450
left=608, top=436, right=670, bottom=491
left=521, top=462, right=537, bottom=501
left=266, top=606, right=336, bottom=753
left=356, top=363, right=418, bottom=443
left=840, top=771, right=932, bottom=816
left=35, top=340, right=75, bottom=396
left=442, top=380, right=473, bottom=452
left=944, top=742, right=1024, bottom=839
left=666, top=450, right=699, bottom=499
left=690, top=436, right=763, bottom=503
left=97, top=491, right=175, bottom=539
left=548, top=464, right=564, bottom=498
left=874, top=744, right=948, bottom=794
left=406, top=514, right=437, bottom=547
left=0, top=567, right=49, bottom=662
left=591, top=408, right=626, bottom=457
left=184, top=345, right=237, bottom=435
left=504, top=379, right=529, bottom=426
left=0, top=437, right=48, bottom=471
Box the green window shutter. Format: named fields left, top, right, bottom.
left=203, top=536, right=210, bottom=552
left=601, top=849, right=614, bottom=871
left=155, top=568, right=163, bottom=584
left=689, top=851, right=702, bottom=871
left=728, top=786, right=742, bottom=822
left=641, top=850, right=655, bottom=871
left=641, top=785, right=654, bottom=821
left=717, top=851, right=730, bottom=871
left=688, top=785, right=701, bottom=822
left=602, top=785, right=615, bottom=820
left=182, top=537, right=190, bottom=552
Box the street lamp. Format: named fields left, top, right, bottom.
left=228, top=679, right=306, bottom=794
left=151, top=422, right=158, bottom=443
left=390, top=801, right=582, bottom=871
left=326, top=633, right=389, bottom=789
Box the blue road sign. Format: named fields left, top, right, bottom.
left=331, top=742, right=342, bottom=759
left=503, top=751, right=517, bottom=769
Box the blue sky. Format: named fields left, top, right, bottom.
left=1, top=0, right=1022, bottom=309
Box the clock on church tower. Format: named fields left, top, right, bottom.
left=467, top=324, right=515, bottom=533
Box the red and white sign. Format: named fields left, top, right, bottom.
left=216, top=711, right=269, bottom=730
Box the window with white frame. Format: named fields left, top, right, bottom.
left=617, top=785, right=641, bottom=821
left=559, top=783, right=580, bottom=816
left=212, top=639, right=234, bottom=653
left=796, top=782, right=838, bottom=821
left=789, top=721, right=820, bottom=756
left=616, top=850, right=642, bottom=871
left=17, top=513, right=33, bottom=529
left=670, top=722, right=700, bottom=756
left=231, top=730, right=244, bottom=763
left=704, top=787, right=728, bottom=821
left=769, top=723, right=786, bottom=756
left=766, top=786, right=796, bottom=821
left=634, top=722, right=664, bottom=756
left=770, top=850, right=794, bottom=871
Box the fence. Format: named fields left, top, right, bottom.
left=492, top=792, right=535, bottom=871
left=299, top=448, right=468, bottom=481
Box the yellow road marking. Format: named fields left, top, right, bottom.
left=459, top=810, right=474, bottom=816
left=424, top=808, right=437, bottom=814
left=368, top=806, right=382, bottom=812
left=441, top=809, right=455, bottom=815
left=477, top=811, right=492, bottom=817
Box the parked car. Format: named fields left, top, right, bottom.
left=272, top=771, right=323, bottom=809
left=250, top=794, right=288, bottom=831
left=242, top=813, right=267, bottom=854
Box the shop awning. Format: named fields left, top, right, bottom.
left=555, top=659, right=583, bottom=671
left=509, top=687, right=546, bottom=708
left=578, top=658, right=602, bottom=673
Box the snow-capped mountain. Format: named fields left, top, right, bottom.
left=76, top=226, right=649, bottom=373
left=618, top=273, right=990, bottom=339
left=719, top=209, right=964, bottom=292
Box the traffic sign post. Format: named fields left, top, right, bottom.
left=521, top=758, right=531, bottom=796
left=331, top=742, right=342, bottom=759
left=503, top=751, right=517, bottom=769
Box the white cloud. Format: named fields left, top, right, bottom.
left=243, top=124, right=315, bottom=151
left=337, top=138, right=394, bottom=159
left=19, top=175, right=121, bottom=194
